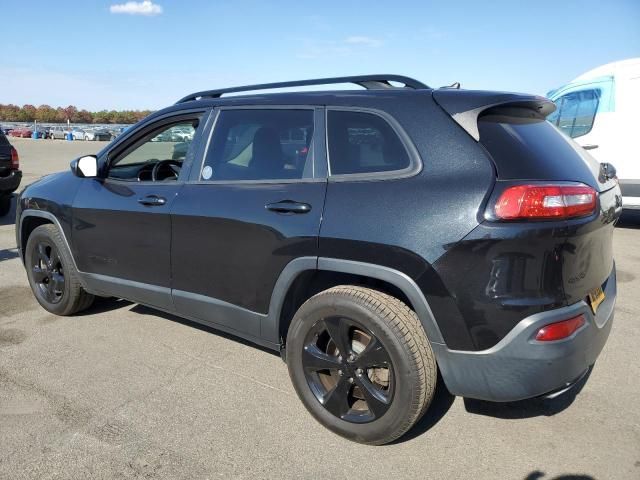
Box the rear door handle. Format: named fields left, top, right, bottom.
left=265, top=200, right=311, bottom=214
left=138, top=195, right=166, bottom=206
left=583, top=144, right=598, bottom=150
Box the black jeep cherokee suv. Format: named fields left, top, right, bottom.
left=16, top=75, right=621, bottom=445
left=0, top=131, right=21, bottom=216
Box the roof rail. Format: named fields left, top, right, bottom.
left=176, top=74, right=429, bottom=104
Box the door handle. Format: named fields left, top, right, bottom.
left=138, top=195, right=166, bottom=206
left=265, top=200, right=311, bottom=214
left=583, top=144, right=598, bottom=150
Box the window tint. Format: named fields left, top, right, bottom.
left=203, top=110, right=314, bottom=181
left=327, top=110, right=410, bottom=175
left=479, top=108, right=598, bottom=184
left=549, top=89, right=600, bottom=138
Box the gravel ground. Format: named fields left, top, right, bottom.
left=1, top=137, right=639, bottom=480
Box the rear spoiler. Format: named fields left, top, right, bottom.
left=432, top=89, right=556, bottom=141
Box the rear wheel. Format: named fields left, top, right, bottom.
left=0, top=195, right=11, bottom=217
left=286, top=286, right=437, bottom=445
left=25, top=224, right=94, bottom=316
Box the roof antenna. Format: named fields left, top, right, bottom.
left=443, top=81, right=461, bottom=89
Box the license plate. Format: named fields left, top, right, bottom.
left=588, top=286, right=605, bottom=314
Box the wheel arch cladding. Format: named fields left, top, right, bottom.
left=277, top=270, right=416, bottom=344
left=271, top=257, right=446, bottom=347
left=20, top=215, right=52, bottom=259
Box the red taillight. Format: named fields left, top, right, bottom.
left=10, top=147, right=19, bottom=170
left=495, top=184, right=597, bottom=220
left=535, top=314, right=586, bottom=342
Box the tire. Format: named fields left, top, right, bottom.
left=0, top=195, right=11, bottom=217
left=286, top=285, right=437, bottom=445
left=25, top=224, right=94, bottom=316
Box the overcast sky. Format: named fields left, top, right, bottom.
left=1, top=0, right=639, bottom=110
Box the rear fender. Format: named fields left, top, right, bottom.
left=267, top=257, right=446, bottom=347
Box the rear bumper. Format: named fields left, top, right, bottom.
left=433, top=267, right=616, bottom=402
left=0, top=170, right=22, bottom=194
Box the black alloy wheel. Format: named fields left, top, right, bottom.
left=25, top=224, right=94, bottom=316
left=287, top=286, right=437, bottom=445
left=302, top=316, right=394, bottom=423
left=31, top=241, right=65, bottom=304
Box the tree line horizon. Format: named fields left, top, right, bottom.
left=0, top=104, right=155, bottom=125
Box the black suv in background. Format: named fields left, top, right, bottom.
left=15, top=75, right=621, bottom=445
left=0, top=131, right=21, bottom=216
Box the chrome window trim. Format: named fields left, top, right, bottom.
left=325, top=106, right=423, bottom=182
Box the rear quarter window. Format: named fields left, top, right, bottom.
left=327, top=110, right=410, bottom=176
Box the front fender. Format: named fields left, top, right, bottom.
left=16, top=171, right=84, bottom=260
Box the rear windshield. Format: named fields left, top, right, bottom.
left=0, top=132, right=9, bottom=146
left=478, top=108, right=600, bottom=187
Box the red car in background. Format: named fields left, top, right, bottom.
left=9, top=127, right=33, bottom=138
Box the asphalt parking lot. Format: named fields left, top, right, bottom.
left=1, top=137, right=639, bottom=480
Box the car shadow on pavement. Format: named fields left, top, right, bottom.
left=524, top=471, right=595, bottom=480
left=463, top=368, right=591, bottom=419
left=0, top=248, right=19, bottom=262
left=75, top=296, right=134, bottom=315
left=0, top=194, right=16, bottom=226
left=617, top=211, right=640, bottom=228
left=391, top=373, right=455, bottom=444
left=129, top=303, right=281, bottom=357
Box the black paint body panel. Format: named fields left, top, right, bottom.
left=72, top=179, right=182, bottom=289
left=318, top=94, right=496, bottom=350
left=17, top=172, right=84, bottom=247
left=170, top=181, right=326, bottom=315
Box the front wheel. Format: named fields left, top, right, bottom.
left=286, top=286, right=437, bottom=445
left=25, top=224, right=94, bottom=316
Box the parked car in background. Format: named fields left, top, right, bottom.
left=110, top=126, right=131, bottom=140
left=151, top=128, right=184, bottom=142
left=50, top=126, right=71, bottom=140
left=34, top=126, right=51, bottom=139
left=9, top=127, right=33, bottom=138
left=71, top=128, right=86, bottom=141
left=0, top=131, right=21, bottom=216
left=173, top=126, right=194, bottom=142
left=15, top=75, right=621, bottom=445
left=84, top=128, right=112, bottom=141
left=547, top=58, right=640, bottom=212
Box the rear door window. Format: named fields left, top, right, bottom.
left=202, top=109, right=315, bottom=181
left=327, top=110, right=410, bottom=176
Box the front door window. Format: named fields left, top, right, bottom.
left=108, top=119, right=200, bottom=182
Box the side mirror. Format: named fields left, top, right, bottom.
left=71, top=155, right=98, bottom=178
